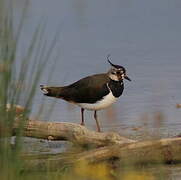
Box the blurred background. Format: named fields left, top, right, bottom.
left=12, top=0, right=181, bottom=137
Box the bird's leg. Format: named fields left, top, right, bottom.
left=94, top=110, right=101, bottom=132
left=80, top=108, right=85, bottom=126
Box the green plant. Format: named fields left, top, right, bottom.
left=0, top=0, right=59, bottom=179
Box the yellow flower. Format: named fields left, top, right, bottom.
left=122, top=171, right=155, bottom=180
left=73, top=160, right=111, bottom=180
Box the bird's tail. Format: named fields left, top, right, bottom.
left=40, top=85, right=63, bottom=98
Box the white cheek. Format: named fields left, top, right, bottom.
left=109, top=74, right=119, bottom=81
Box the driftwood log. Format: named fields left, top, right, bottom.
left=13, top=119, right=135, bottom=147
left=22, top=137, right=181, bottom=171
left=4, top=105, right=181, bottom=171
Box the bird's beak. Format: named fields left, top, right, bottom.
left=124, top=75, right=131, bottom=81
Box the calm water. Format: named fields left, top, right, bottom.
left=14, top=0, right=181, bottom=137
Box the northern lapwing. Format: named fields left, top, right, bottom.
left=40, top=56, right=131, bottom=132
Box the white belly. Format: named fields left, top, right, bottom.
left=77, top=92, right=118, bottom=110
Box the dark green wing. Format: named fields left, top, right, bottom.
left=60, top=73, right=110, bottom=103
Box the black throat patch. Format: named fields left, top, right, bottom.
left=108, top=79, right=124, bottom=98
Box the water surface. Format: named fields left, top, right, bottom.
left=14, top=0, right=181, bottom=137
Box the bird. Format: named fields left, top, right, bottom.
left=40, top=55, right=131, bottom=132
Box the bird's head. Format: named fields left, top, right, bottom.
left=107, top=55, right=131, bottom=82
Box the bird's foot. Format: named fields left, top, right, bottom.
left=80, top=122, right=85, bottom=126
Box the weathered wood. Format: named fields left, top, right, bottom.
left=4, top=104, right=134, bottom=146
left=4, top=104, right=181, bottom=172
left=77, top=137, right=181, bottom=164
left=22, top=137, right=181, bottom=171
left=13, top=119, right=135, bottom=146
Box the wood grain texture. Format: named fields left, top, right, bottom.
left=13, top=119, right=135, bottom=146
left=4, top=105, right=181, bottom=171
